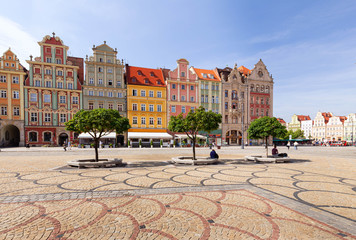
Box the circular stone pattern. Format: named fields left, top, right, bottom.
left=171, top=156, right=219, bottom=165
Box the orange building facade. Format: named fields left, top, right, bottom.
left=0, top=49, right=27, bottom=147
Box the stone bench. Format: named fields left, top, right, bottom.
left=171, top=156, right=220, bottom=165
left=244, top=155, right=291, bottom=163
left=68, top=158, right=123, bottom=168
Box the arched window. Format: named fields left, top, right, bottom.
left=266, top=86, right=269, bottom=93
left=44, top=132, right=52, bottom=142
left=29, top=132, right=38, bottom=142
left=256, top=85, right=260, bottom=92
left=232, top=116, right=238, bottom=123
left=250, top=84, right=254, bottom=92
left=98, top=67, right=103, bottom=72
left=261, top=85, right=265, bottom=93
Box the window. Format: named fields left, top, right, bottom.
left=59, top=96, right=66, bottom=103
left=1, top=107, right=7, bottom=115
left=0, top=75, right=6, bottom=82
left=157, top=117, right=162, bottom=125
left=261, top=97, right=264, bottom=105
left=251, top=109, right=254, bottom=116
left=256, top=109, right=259, bottom=117
left=44, top=132, right=52, bottom=142
left=57, top=82, right=63, bottom=89
left=31, top=112, right=37, bottom=122
left=60, top=114, right=66, bottom=122
left=149, top=117, right=154, bottom=125
left=203, top=73, right=207, bottom=78
left=117, top=81, right=122, bottom=87
left=261, top=109, right=264, bottom=116
left=191, top=107, right=194, bottom=112
left=117, top=92, right=123, bottom=98
left=157, top=105, right=162, bottom=112
left=137, top=71, right=142, bottom=75
left=172, top=84, right=176, bottom=89
left=0, top=90, right=7, bottom=98
left=44, top=81, right=50, bottom=88
left=225, top=115, right=228, bottom=124
left=216, top=96, right=219, bottom=104
left=181, top=95, right=186, bottom=101
left=44, top=94, right=51, bottom=103
left=205, top=84, right=209, bottom=90
left=13, top=107, right=19, bottom=116
left=108, top=68, right=113, bottom=73
left=133, top=89, right=137, bottom=96
left=99, top=91, right=104, bottom=97
left=98, top=67, right=103, bottom=72
left=118, top=104, right=123, bottom=111
left=266, top=110, right=269, bottom=117
left=133, top=117, right=137, bottom=124
left=46, top=58, right=52, bottom=63
left=181, top=72, right=185, bottom=77
left=157, top=91, right=162, bottom=98
left=181, top=85, right=185, bottom=90
left=56, top=59, right=62, bottom=64
left=225, top=102, right=228, bottom=109
left=108, top=103, right=113, bottom=109
left=256, top=97, right=259, bottom=104
left=13, top=91, right=19, bottom=99
left=141, top=90, right=146, bottom=97
left=201, top=84, right=204, bottom=90
left=98, top=103, right=104, bottom=108
left=141, top=104, right=146, bottom=111
left=172, top=95, right=176, bottom=100
left=216, top=85, right=219, bottom=91
left=45, top=69, right=51, bottom=75
left=149, top=104, right=154, bottom=112
left=98, top=79, right=103, bottom=85
left=205, top=95, right=208, bottom=103
left=149, top=91, right=154, bottom=97
left=29, top=132, right=37, bottom=142
left=89, top=90, right=94, bottom=96
left=212, top=85, right=215, bottom=91
left=209, top=74, right=214, bottom=79
left=89, top=102, right=94, bottom=110
left=30, top=93, right=37, bottom=102
left=172, top=105, right=176, bottom=113
left=12, top=76, right=19, bottom=84
left=108, top=92, right=113, bottom=97
left=68, top=83, right=73, bottom=89
left=190, top=96, right=194, bottom=102
left=190, top=85, right=194, bottom=91
left=72, top=96, right=79, bottom=104
left=266, top=98, right=269, bottom=105
left=57, top=70, right=63, bottom=76
left=108, top=80, right=113, bottom=86
left=132, top=103, right=138, bottom=111
left=182, top=106, right=186, bottom=113
left=89, top=78, right=94, bottom=84
left=212, top=96, right=215, bottom=103
left=107, top=59, right=112, bottom=63
left=201, top=95, right=204, bottom=103
left=44, top=113, right=51, bottom=122
left=251, top=97, right=253, bottom=104
left=141, top=117, right=146, bottom=125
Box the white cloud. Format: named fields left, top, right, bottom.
left=0, top=16, right=39, bottom=69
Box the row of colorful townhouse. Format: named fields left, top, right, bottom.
left=280, top=112, right=356, bottom=143
left=0, top=34, right=274, bottom=147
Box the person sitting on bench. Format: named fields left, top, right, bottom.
left=272, top=145, right=288, bottom=157
left=210, top=149, right=219, bottom=159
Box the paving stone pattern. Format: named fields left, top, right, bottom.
left=0, top=147, right=355, bottom=239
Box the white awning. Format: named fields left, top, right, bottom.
left=78, top=132, right=117, bottom=139
left=128, top=132, right=173, bottom=139
left=174, top=134, right=207, bottom=139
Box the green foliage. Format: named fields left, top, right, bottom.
left=285, top=129, right=305, bottom=139
left=248, top=116, right=287, bottom=140
left=168, top=106, right=222, bottom=159
left=65, top=109, right=130, bottom=161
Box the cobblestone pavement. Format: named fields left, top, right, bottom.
left=0, top=146, right=355, bottom=239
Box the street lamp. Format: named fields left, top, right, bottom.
left=240, top=84, right=248, bottom=149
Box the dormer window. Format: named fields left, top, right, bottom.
left=145, top=79, right=150, bottom=84
left=150, top=72, right=154, bottom=77
left=209, top=74, right=214, bottom=79
left=131, top=77, right=136, bottom=82
left=157, top=80, right=161, bottom=85
left=8, top=56, right=12, bottom=60
left=137, top=71, right=142, bottom=75
left=203, top=73, right=207, bottom=78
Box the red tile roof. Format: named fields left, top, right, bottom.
left=297, top=115, right=311, bottom=121
left=277, top=118, right=286, bottom=124
left=192, top=68, right=220, bottom=82
left=126, top=65, right=166, bottom=87
left=237, top=65, right=251, bottom=76
left=338, top=116, right=347, bottom=123
left=321, top=112, right=333, bottom=124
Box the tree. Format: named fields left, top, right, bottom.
left=247, top=116, right=287, bottom=157
left=285, top=129, right=305, bottom=139
left=168, top=106, right=222, bottom=160
left=65, top=109, right=130, bottom=161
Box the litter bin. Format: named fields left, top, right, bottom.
left=217, top=146, right=221, bottom=149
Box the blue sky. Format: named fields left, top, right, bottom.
left=1, top=0, right=355, bottom=122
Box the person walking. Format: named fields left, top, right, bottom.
left=294, top=141, right=298, bottom=150
left=68, top=141, right=71, bottom=150
left=287, top=141, right=290, bottom=150
left=63, top=144, right=67, bottom=151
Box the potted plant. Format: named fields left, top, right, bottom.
left=160, top=139, right=163, bottom=148
left=128, top=139, right=131, bottom=148
left=139, top=139, right=142, bottom=148
left=150, top=139, right=153, bottom=148
left=90, top=143, right=95, bottom=148
left=109, top=143, right=113, bottom=148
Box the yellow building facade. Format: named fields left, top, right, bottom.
left=126, top=65, right=171, bottom=147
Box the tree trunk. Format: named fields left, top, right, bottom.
left=94, top=139, right=99, bottom=162
left=192, top=137, right=196, bottom=160
left=265, top=136, right=268, bottom=158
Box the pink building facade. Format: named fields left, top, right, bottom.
left=165, top=59, right=199, bottom=123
